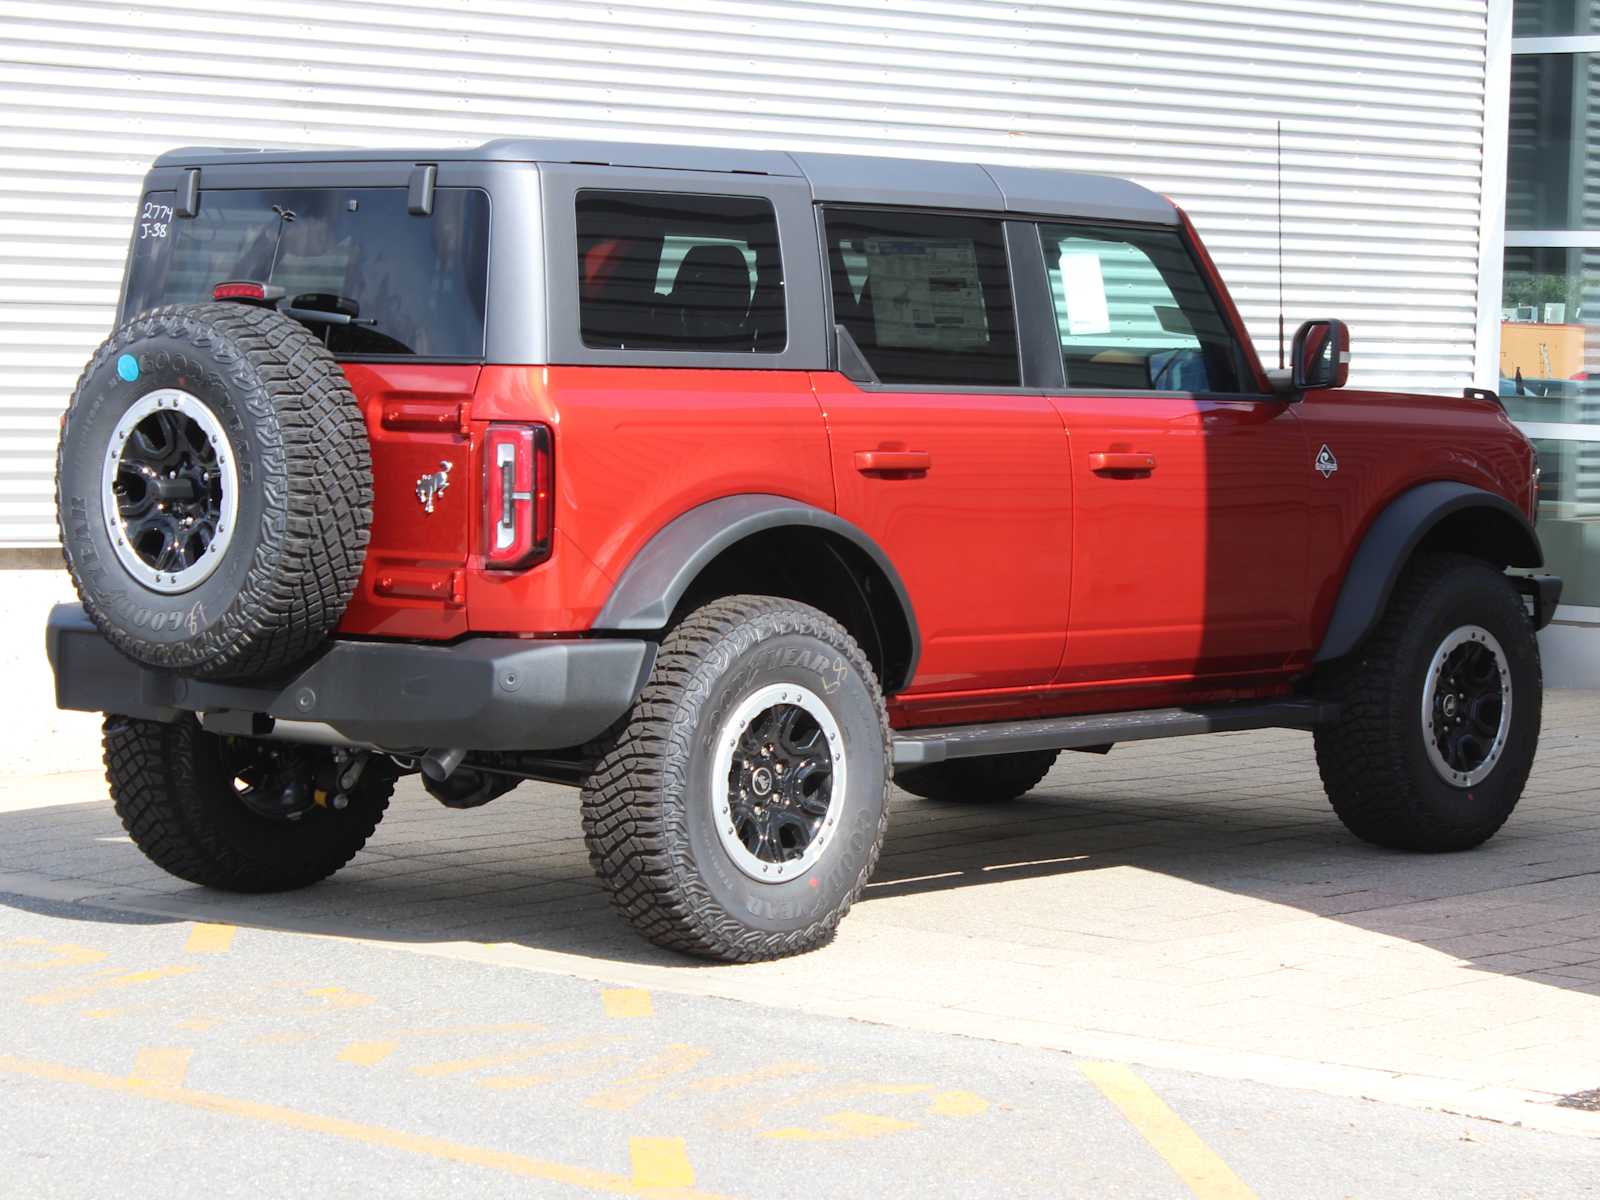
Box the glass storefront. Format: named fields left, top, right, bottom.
left=1513, top=0, right=1600, bottom=38
left=1504, top=10, right=1600, bottom=609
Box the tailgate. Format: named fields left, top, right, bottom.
left=336, top=363, right=480, bottom=639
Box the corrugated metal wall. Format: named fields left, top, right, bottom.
left=1, top=0, right=1493, bottom=546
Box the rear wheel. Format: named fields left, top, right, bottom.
left=1314, top=553, right=1542, bottom=851
left=104, top=716, right=392, bottom=891
left=581, top=596, right=890, bottom=962
left=894, top=750, right=1059, bottom=803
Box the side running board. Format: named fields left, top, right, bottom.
left=891, top=698, right=1336, bottom=766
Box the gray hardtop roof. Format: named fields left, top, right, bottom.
left=152, top=137, right=1179, bottom=225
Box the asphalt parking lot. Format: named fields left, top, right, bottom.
left=3, top=693, right=1599, bottom=1196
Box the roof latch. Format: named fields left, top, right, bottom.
left=407, top=163, right=437, bottom=216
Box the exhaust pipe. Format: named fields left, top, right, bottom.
left=420, top=747, right=467, bottom=782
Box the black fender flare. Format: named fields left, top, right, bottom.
left=592, top=494, right=921, bottom=689
left=1314, top=481, right=1545, bottom=663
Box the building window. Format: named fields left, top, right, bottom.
left=1504, top=8, right=1600, bottom=608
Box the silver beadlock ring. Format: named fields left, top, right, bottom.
left=1420, top=624, right=1513, bottom=789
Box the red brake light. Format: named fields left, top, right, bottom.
left=484, top=423, right=552, bottom=569
left=212, top=281, right=267, bottom=301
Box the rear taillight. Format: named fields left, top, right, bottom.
left=483, top=423, right=552, bottom=569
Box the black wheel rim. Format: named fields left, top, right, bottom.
left=116, top=409, right=224, bottom=571
left=101, top=388, right=238, bottom=593
left=1421, top=625, right=1512, bottom=788
left=223, top=739, right=323, bottom=822
left=712, top=683, right=846, bottom=882
left=728, top=703, right=832, bottom=863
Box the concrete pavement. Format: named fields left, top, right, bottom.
left=5, top=894, right=1600, bottom=1199
left=0, top=692, right=1598, bottom=1143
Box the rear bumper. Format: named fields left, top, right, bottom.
left=46, top=604, right=654, bottom=752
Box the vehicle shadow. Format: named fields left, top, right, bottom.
left=2, top=696, right=1597, bottom=998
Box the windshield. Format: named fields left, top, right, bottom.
left=123, top=186, right=490, bottom=359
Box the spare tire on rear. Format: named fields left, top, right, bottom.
left=56, top=302, right=372, bottom=681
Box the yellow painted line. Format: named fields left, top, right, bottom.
left=26, top=965, right=196, bottom=1007
left=1, top=941, right=107, bottom=971
left=602, top=988, right=654, bottom=1018
left=175, top=1017, right=223, bottom=1033
left=184, top=924, right=236, bottom=954
left=338, top=1040, right=400, bottom=1067
left=479, top=1056, right=627, bottom=1092
left=304, top=986, right=374, bottom=1008
left=758, top=1111, right=918, bottom=1142
left=717, top=1082, right=931, bottom=1131
left=928, top=1089, right=989, bottom=1118
left=1080, top=1062, right=1259, bottom=1200
left=670, top=1062, right=821, bottom=1097
left=584, top=1045, right=711, bottom=1112
left=415, top=1035, right=623, bottom=1080
left=130, top=1047, right=191, bottom=1088
left=628, top=1137, right=695, bottom=1190
left=0, top=1054, right=732, bottom=1199
left=404, top=1021, right=546, bottom=1039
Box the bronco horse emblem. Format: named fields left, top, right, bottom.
left=416, top=460, right=453, bottom=514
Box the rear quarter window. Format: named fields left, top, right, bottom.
left=122, top=186, right=490, bottom=360
left=576, top=190, right=786, bottom=353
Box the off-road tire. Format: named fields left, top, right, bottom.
left=57, top=303, right=371, bottom=680
left=1314, top=553, right=1542, bottom=852
left=581, top=596, right=891, bottom=962
left=895, top=750, right=1060, bottom=803
left=104, top=716, right=392, bottom=892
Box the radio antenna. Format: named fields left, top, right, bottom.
left=1276, top=120, right=1285, bottom=370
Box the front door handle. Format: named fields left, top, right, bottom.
left=854, top=449, right=932, bottom=477
left=1088, top=451, right=1157, bottom=475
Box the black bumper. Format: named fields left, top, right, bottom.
left=1514, top=574, right=1564, bottom=630
left=46, top=604, right=654, bottom=752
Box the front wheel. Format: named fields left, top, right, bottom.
left=1314, top=553, right=1543, bottom=851
left=581, top=596, right=891, bottom=962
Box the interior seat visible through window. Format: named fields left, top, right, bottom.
left=575, top=191, right=785, bottom=354
left=666, top=243, right=753, bottom=349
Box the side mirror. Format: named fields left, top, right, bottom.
left=1292, top=319, right=1351, bottom=390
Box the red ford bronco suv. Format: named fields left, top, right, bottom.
left=49, top=139, right=1561, bottom=962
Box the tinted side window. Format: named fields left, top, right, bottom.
left=824, top=209, right=1019, bottom=387
left=1039, top=223, right=1244, bottom=394
left=576, top=191, right=785, bottom=353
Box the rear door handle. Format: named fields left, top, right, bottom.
left=854, top=449, right=931, bottom=476
left=1088, top=451, right=1157, bottom=474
